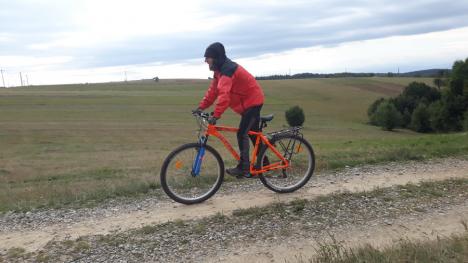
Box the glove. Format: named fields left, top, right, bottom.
left=208, top=116, right=218, bottom=125
left=192, top=107, right=202, bottom=115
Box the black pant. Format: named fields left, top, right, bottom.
left=237, top=104, right=262, bottom=171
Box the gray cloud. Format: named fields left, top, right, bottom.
left=1, top=0, right=468, bottom=69
left=0, top=1, right=81, bottom=36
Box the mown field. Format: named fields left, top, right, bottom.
left=1, top=77, right=467, bottom=212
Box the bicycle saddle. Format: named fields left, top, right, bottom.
left=261, top=114, right=274, bottom=122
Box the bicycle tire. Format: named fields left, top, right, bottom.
left=160, top=143, right=224, bottom=204
left=257, top=134, right=315, bottom=193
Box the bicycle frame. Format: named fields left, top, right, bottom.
left=161, top=113, right=313, bottom=204
left=204, top=124, right=290, bottom=175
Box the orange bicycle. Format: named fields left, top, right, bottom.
left=160, top=111, right=315, bottom=204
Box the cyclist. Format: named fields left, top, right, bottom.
left=194, top=42, right=264, bottom=178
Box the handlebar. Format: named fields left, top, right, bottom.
left=192, top=111, right=210, bottom=119
left=192, top=111, right=211, bottom=134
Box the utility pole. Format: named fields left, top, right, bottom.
left=19, top=72, right=24, bottom=86
left=25, top=74, right=30, bottom=86
left=124, top=71, right=127, bottom=82
left=1, top=69, right=5, bottom=88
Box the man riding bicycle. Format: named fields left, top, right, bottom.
left=194, top=42, right=264, bottom=178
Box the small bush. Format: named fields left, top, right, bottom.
left=367, top=98, right=385, bottom=124
left=285, top=106, right=305, bottom=127
left=372, top=102, right=402, bottom=131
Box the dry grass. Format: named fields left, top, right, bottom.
left=308, top=231, right=468, bottom=263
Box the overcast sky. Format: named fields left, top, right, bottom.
left=1, top=0, right=468, bottom=86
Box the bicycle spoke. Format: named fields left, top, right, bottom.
left=259, top=135, right=315, bottom=193
left=161, top=143, right=224, bottom=204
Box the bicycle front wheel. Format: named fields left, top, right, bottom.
left=160, top=143, right=224, bottom=204
left=257, top=134, right=315, bottom=193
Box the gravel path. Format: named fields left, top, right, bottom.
left=0, top=157, right=467, bottom=258
left=211, top=202, right=468, bottom=263
left=2, top=177, right=467, bottom=262
left=1, top=157, right=466, bottom=233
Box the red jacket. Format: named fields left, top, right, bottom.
left=199, top=64, right=264, bottom=118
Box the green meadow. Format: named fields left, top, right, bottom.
left=1, top=77, right=467, bottom=212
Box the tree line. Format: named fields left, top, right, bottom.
left=255, top=69, right=450, bottom=80
left=256, top=72, right=376, bottom=80
left=368, top=58, right=468, bottom=132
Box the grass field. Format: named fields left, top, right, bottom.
left=1, top=77, right=467, bottom=212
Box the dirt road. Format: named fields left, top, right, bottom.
left=209, top=203, right=468, bottom=262
left=1, top=158, right=467, bottom=257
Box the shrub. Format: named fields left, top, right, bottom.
left=402, top=82, right=441, bottom=102
left=410, top=103, right=432, bottom=132
left=285, top=106, right=305, bottom=126
left=367, top=98, right=385, bottom=124
left=428, top=101, right=448, bottom=132
left=402, top=109, right=412, bottom=128
left=441, top=91, right=465, bottom=131
left=426, top=92, right=466, bottom=132
left=433, top=78, right=446, bottom=89
left=372, top=101, right=402, bottom=131
left=369, top=83, right=441, bottom=129
left=394, top=82, right=441, bottom=115
left=450, top=79, right=464, bottom=96
left=367, top=58, right=468, bottom=133
left=463, top=111, right=468, bottom=131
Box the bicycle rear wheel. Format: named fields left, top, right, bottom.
left=257, top=134, right=315, bottom=193
left=160, top=143, right=224, bottom=204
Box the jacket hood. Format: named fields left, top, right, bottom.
left=204, top=42, right=227, bottom=71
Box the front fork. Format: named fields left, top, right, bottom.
left=191, top=135, right=208, bottom=177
